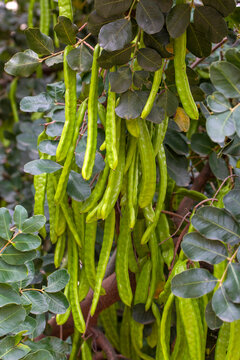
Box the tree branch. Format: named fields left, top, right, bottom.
left=91, top=327, right=117, bottom=360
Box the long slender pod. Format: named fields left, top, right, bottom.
left=81, top=340, right=92, bottom=360
left=56, top=283, right=71, bottom=325
left=69, top=329, right=81, bottom=360
left=120, top=306, right=132, bottom=358
left=99, top=305, right=120, bottom=351
left=226, top=320, right=240, bottom=360
left=161, top=292, right=174, bottom=360
left=145, top=232, right=159, bottom=311
left=152, top=303, right=164, bottom=360
left=82, top=44, right=100, bottom=180
left=50, top=0, right=60, bottom=47
left=40, top=0, right=50, bottom=35
left=124, top=135, right=137, bottom=174
left=84, top=221, right=97, bottom=290
left=58, top=0, right=73, bottom=21
left=9, top=77, right=19, bottom=123
left=54, top=234, right=66, bottom=268
left=46, top=173, right=57, bottom=244
left=153, top=114, right=169, bottom=156
left=215, top=322, right=230, bottom=360
left=28, top=0, right=35, bottom=27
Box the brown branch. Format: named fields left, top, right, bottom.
left=91, top=327, right=117, bottom=360
left=191, top=37, right=228, bottom=69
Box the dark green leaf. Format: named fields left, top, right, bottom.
left=191, top=133, right=215, bottom=155
left=47, top=82, right=65, bottom=102
left=132, top=303, right=155, bottom=324
left=44, top=269, right=70, bottom=293
left=210, top=61, right=240, bottom=98
left=13, top=205, right=28, bottom=230
left=22, top=215, right=46, bottom=233
left=224, top=263, right=240, bottom=303
left=99, top=18, right=132, bottom=52
left=1, top=245, right=36, bottom=265
left=87, top=10, right=123, bottom=36
left=206, top=111, right=235, bottom=143
left=133, top=70, right=149, bottom=88
left=25, top=28, right=54, bottom=55
left=187, top=23, right=212, bottom=58
left=46, top=122, right=64, bottom=137
left=95, top=0, right=132, bottom=19
left=4, top=50, right=39, bottom=77
left=54, top=16, right=78, bottom=45
left=45, top=53, right=63, bottom=67
left=224, top=190, right=240, bottom=221
left=165, top=146, right=190, bottom=187
left=146, top=102, right=165, bottom=124
left=22, top=291, right=48, bottom=315
left=143, top=31, right=172, bottom=59
left=0, top=284, right=21, bottom=307
left=194, top=6, right=228, bottom=43
left=223, top=135, right=240, bottom=157
left=44, top=291, right=69, bottom=314
left=67, top=170, right=91, bottom=201
left=181, top=232, right=228, bottom=264
left=212, top=286, right=240, bottom=322
left=38, top=140, right=58, bottom=156
left=207, top=91, right=231, bottom=113
left=66, top=44, right=93, bottom=73
left=192, top=206, right=240, bottom=245
left=205, top=300, right=223, bottom=330
left=232, top=104, right=240, bottom=137
left=0, top=208, right=12, bottom=241
left=23, top=350, right=54, bottom=360
left=136, top=0, right=164, bottom=35
left=158, top=0, right=173, bottom=13
left=32, top=314, right=46, bottom=339
left=157, top=90, right=179, bottom=117
left=97, top=44, right=133, bottom=69
left=0, top=335, right=30, bottom=360
left=225, top=48, right=240, bottom=70
left=164, top=130, right=188, bottom=156
left=75, top=151, right=105, bottom=175
left=0, top=305, right=26, bottom=336
left=115, top=90, right=148, bottom=119
left=20, top=93, right=54, bottom=113
left=202, top=0, right=236, bottom=17
left=13, top=233, right=41, bottom=251
left=209, top=152, right=229, bottom=180
left=109, top=66, right=132, bottom=93
left=24, top=159, right=62, bottom=175
left=137, top=48, right=162, bottom=72
left=12, top=316, right=37, bottom=336
left=0, top=260, right=27, bottom=283
left=166, top=4, right=191, bottom=38
left=171, top=268, right=217, bottom=298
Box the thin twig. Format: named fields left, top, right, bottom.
left=169, top=224, right=190, bottom=274
left=161, top=209, right=190, bottom=221
left=191, top=37, right=228, bottom=69
left=159, top=212, right=191, bottom=247
left=211, top=174, right=238, bottom=205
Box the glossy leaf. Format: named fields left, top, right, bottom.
left=109, top=67, right=132, bottom=93
left=99, top=18, right=132, bottom=52
left=13, top=233, right=41, bottom=251
left=44, top=269, right=70, bottom=293
left=210, top=61, right=240, bottom=98
left=24, top=159, right=62, bottom=175
left=87, top=10, right=123, bottom=36
left=157, top=90, right=178, bottom=117
left=202, top=0, right=236, bottom=17
left=132, top=303, right=155, bottom=325
left=97, top=44, right=132, bottom=69
left=225, top=48, right=240, bottom=70
left=206, top=111, right=235, bottom=143
left=22, top=215, right=46, bottom=233
left=115, top=90, right=148, bottom=119
left=0, top=335, right=30, bottom=360
left=205, top=300, right=223, bottom=330
left=1, top=246, right=36, bottom=265
left=25, top=28, right=54, bottom=55
left=20, top=93, right=54, bottom=113
left=191, top=133, right=215, bottom=155
left=38, top=140, right=58, bottom=156
left=212, top=286, right=240, bottom=322
left=207, top=91, right=231, bottom=113
left=165, top=146, right=190, bottom=187
left=137, top=48, right=162, bottom=72
left=224, top=263, right=240, bottom=303
left=13, top=205, right=28, bottom=230
left=143, top=31, right=172, bottom=59
left=136, top=0, right=164, bottom=35
left=23, top=350, right=54, bottom=360
left=4, top=50, right=39, bottom=77
left=0, top=305, right=26, bottom=336
left=191, top=206, right=240, bottom=245
left=22, top=291, right=48, bottom=315
left=194, top=6, right=228, bottom=43
left=209, top=152, right=229, bottom=180
left=45, top=53, right=63, bottom=67
left=95, top=0, right=131, bottom=19
left=54, top=16, right=78, bottom=45
left=223, top=190, right=240, bottom=221
left=0, top=208, right=12, bottom=241
left=164, top=130, right=188, bottom=156
left=13, top=315, right=37, bottom=336
left=66, top=44, right=93, bottom=73
left=46, top=122, right=64, bottom=137
left=182, top=232, right=228, bottom=264
left=0, top=260, right=27, bottom=283
left=67, top=170, right=91, bottom=201
left=187, top=23, right=211, bottom=58
left=166, top=4, right=191, bottom=38
left=44, top=292, right=69, bottom=314
left=0, top=284, right=21, bottom=307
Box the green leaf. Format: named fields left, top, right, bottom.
left=233, top=104, right=240, bottom=137
left=223, top=135, right=240, bottom=157
left=206, top=111, right=235, bottom=143
left=223, top=190, right=240, bottom=221
left=171, top=268, right=217, bottom=298
left=38, top=140, right=58, bottom=156
left=24, top=159, right=62, bottom=175
left=66, top=170, right=91, bottom=201
left=210, top=61, right=240, bottom=98
left=132, top=303, right=155, bottom=325
left=212, top=286, right=240, bottom=322
left=181, top=232, right=228, bottom=264
left=99, top=18, right=132, bottom=52
left=166, top=4, right=191, bottom=38
left=22, top=215, right=46, bottom=233
left=137, top=48, right=162, bottom=72
left=0, top=208, right=12, bottom=241
left=0, top=336, right=30, bottom=360
left=44, top=291, right=69, bottom=314
left=20, top=93, right=54, bottom=113
left=109, top=66, right=132, bottom=93
left=22, top=350, right=54, bottom=360
left=115, top=90, right=148, bottom=119
left=205, top=301, right=223, bottom=330
left=225, top=48, right=240, bottom=70
left=0, top=305, right=26, bottom=336
left=209, top=152, right=229, bottom=180
left=47, top=82, right=65, bottom=102
left=187, top=23, right=211, bottom=58
left=1, top=246, right=36, bottom=265
left=54, top=16, right=78, bottom=45
left=13, top=233, right=41, bottom=251
left=32, top=314, right=46, bottom=339
left=165, top=146, right=190, bottom=187
left=202, top=0, right=236, bottom=17
left=97, top=44, right=132, bottom=69
left=143, top=31, right=172, bottom=59
left=191, top=133, right=215, bottom=155
left=12, top=316, right=37, bottom=336
left=13, top=205, right=28, bottom=230
left=157, top=90, right=179, bottom=117
left=191, top=206, right=240, bottom=245
left=4, top=50, right=39, bottom=77
left=44, top=269, right=70, bottom=293
left=146, top=101, right=165, bottom=124
left=75, top=152, right=105, bottom=175
left=207, top=91, right=231, bottom=113
left=45, top=53, right=63, bottom=67
left=66, top=44, right=93, bottom=73
left=224, top=263, right=240, bottom=303
left=158, top=0, right=173, bottom=13
left=194, top=6, right=228, bottom=43
left=21, top=291, right=48, bottom=315
left=0, top=259, right=27, bottom=283
left=0, top=284, right=21, bottom=307
left=87, top=10, right=123, bottom=36
left=95, top=0, right=132, bottom=19
left=164, top=130, right=188, bottom=156
left=136, top=0, right=164, bottom=35
left=46, top=122, right=64, bottom=137
left=25, top=28, right=54, bottom=56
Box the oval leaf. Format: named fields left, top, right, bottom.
left=99, top=18, right=132, bottom=52
left=24, top=159, right=62, bottom=175
left=44, top=292, right=69, bottom=314
left=21, top=291, right=49, bottom=315
left=54, top=16, right=78, bottom=45
left=20, top=93, right=54, bottom=113
left=136, top=0, right=164, bottom=35
left=0, top=259, right=27, bottom=283
left=4, top=50, right=39, bottom=77
left=166, top=4, right=191, bottom=38
left=66, top=44, right=93, bottom=73
left=0, top=208, right=12, bottom=241
left=223, top=263, right=240, bottom=303
left=67, top=170, right=91, bottom=201
left=137, top=47, right=162, bottom=72
left=210, top=61, right=240, bottom=98
left=212, top=286, right=240, bottom=322
left=0, top=284, right=21, bottom=307
left=22, top=215, right=46, bottom=233
left=0, top=305, right=26, bottom=336
left=13, top=205, right=28, bottom=230
left=25, top=28, right=54, bottom=55
left=13, top=233, right=41, bottom=251
left=44, top=269, right=70, bottom=293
